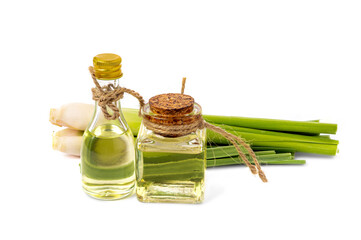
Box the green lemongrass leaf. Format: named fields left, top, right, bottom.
left=207, top=158, right=306, bottom=167
left=122, top=108, right=338, bottom=139
left=120, top=108, right=339, bottom=156
left=256, top=153, right=294, bottom=161
left=123, top=108, right=142, bottom=135
left=211, top=124, right=339, bottom=145
left=203, top=114, right=337, bottom=134
left=253, top=141, right=338, bottom=156
left=253, top=150, right=277, bottom=155
left=206, top=145, right=276, bottom=159
left=251, top=146, right=296, bottom=153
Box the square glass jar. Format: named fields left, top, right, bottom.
left=135, top=100, right=207, bottom=203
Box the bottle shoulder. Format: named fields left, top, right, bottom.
left=87, top=105, right=131, bottom=135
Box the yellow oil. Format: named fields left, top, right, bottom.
left=136, top=151, right=205, bottom=203
left=81, top=124, right=135, bottom=200
left=136, top=131, right=206, bottom=203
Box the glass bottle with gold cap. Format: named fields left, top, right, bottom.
left=81, top=53, right=136, bottom=200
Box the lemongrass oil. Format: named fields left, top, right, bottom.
left=81, top=54, right=135, bottom=200
left=136, top=94, right=206, bottom=203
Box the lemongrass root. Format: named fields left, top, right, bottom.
left=52, top=128, right=83, bottom=156
left=50, top=103, right=94, bottom=130
left=49, top=103, right=142, bottom=134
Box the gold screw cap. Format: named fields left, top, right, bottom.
left=93, top=53, right=123, bottom=80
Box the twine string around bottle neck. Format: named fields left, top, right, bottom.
left=89, top=67, right=267, bottom=182
left=89, top=66, right=145, bottom=119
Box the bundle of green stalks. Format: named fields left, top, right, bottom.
left=51, top=103, right=339, bottom=166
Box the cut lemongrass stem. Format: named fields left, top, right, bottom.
left=50, top=104, right=337, bottom=136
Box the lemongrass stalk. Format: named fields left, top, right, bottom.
left=207, top=133, right=337, bottom=156
left=257, top=153, right=294, bottom=161
left=251, top=146, right=295, bottom=153
left=282, top=131, right=320, bottom=136
left=84, top=155, right=303, bottom=180
left=207, top=129, right=338, bottom=155
left=120, top=108, right=339, bottom=146
left=207, top=126, right=338, bottom=155
left=212, top=124, right=339, bottom=145
left=203, top=114, right=337, bottom=134
left=141, top=154, right=303, bottom=178
left=137, top=157, right=307, bottom=182
left=82, top=158, right=135, bottom=180
left=52, top=129, right=300, bottom=163
left=207, top=158, right=306, bottom=167
left=253, top=150, right=276, bottom=155
left=123, top=108, right=142, bottom=136
left=52, top=128, right=83, bottom=156
left=50, top=103, right=339, bottom=155
left=206, top=145, right=276, bottom=159
left=253, top=141, right=338, bottom=155
left=206, top=153, right=296, bottom=167
left=49, top=104, right=337, bottom=137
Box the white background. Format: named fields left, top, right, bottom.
left=1, top=1, right=360, bottom=239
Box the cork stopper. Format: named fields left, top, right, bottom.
left=149, top=93, right=194, bottom=115
left=142, top=93, right=202, bottom=137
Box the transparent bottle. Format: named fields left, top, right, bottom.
left=81, top=53, right=135, bottom=200
left=136, top=93, right=207, bottom=203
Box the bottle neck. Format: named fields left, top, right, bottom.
left=95, top=77, right=122, bottom=108
left=96, top=78, right=120, bottom=88
left=94, top=77, right=124, bottom=118
left=88, top=77, right=129, bottom=131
